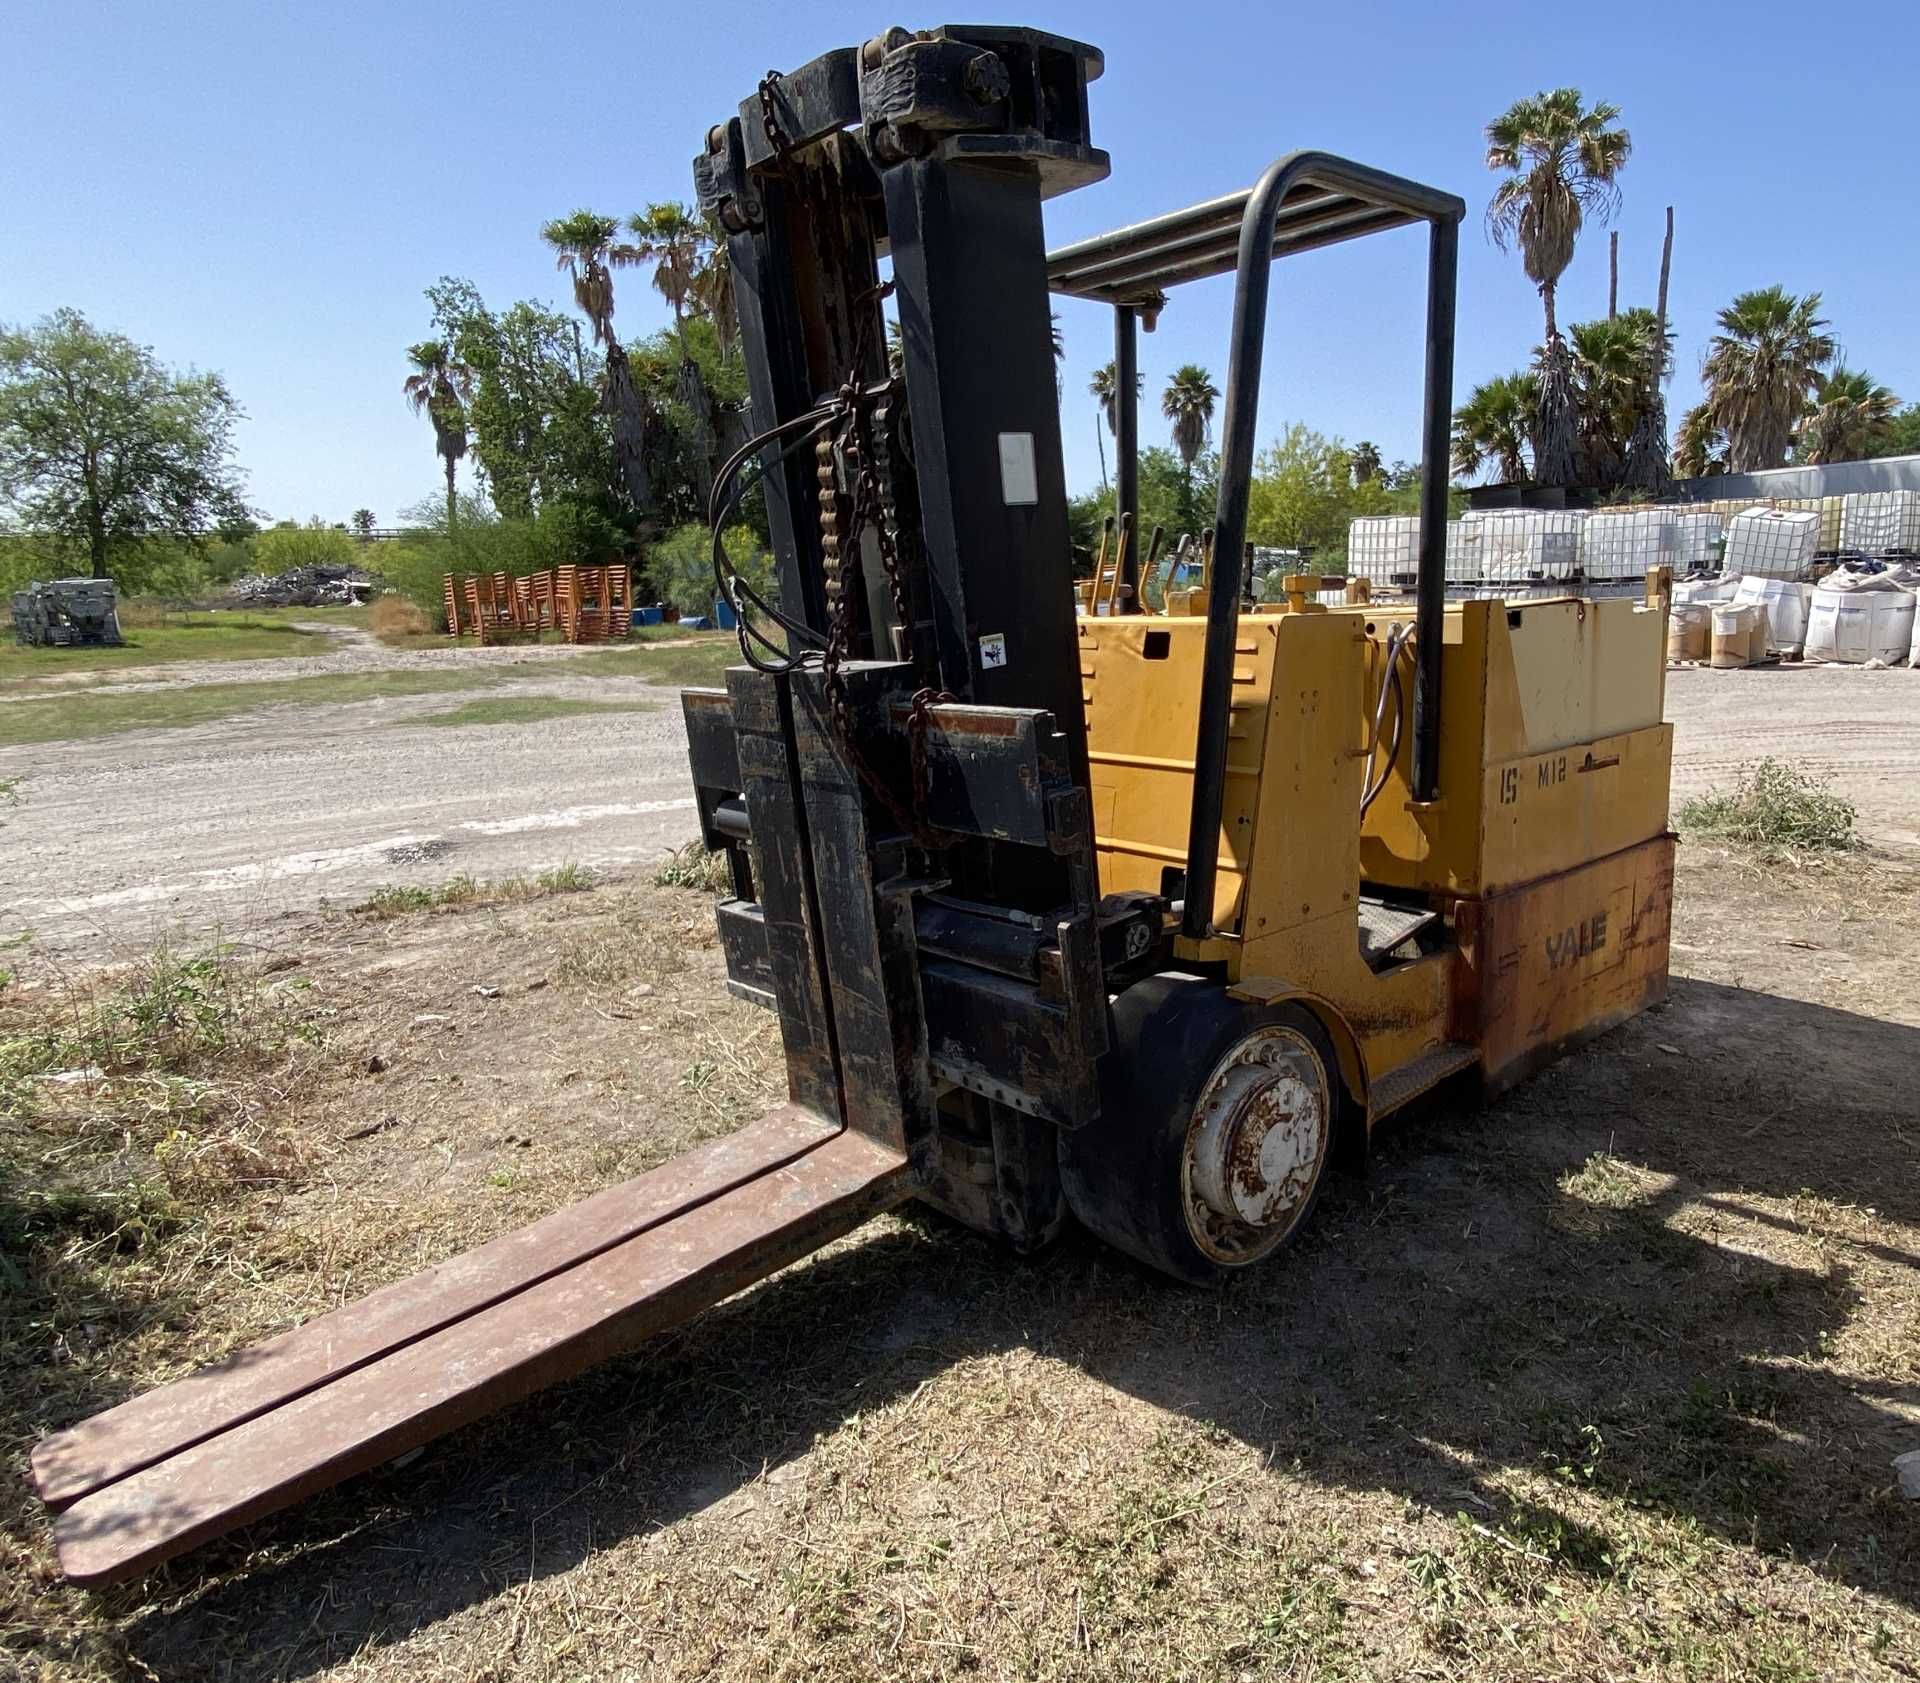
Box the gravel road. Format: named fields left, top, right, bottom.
left=1, top=628, right=702, bottom=956
left=3, top=628, right=1916, bottom=957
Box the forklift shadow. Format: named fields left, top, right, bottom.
left=125, top=977, right=1919, bottom=1676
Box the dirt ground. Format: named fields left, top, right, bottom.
left=2, top=650, right=1918, bottom=1681
left=1665, top=662, right=1920, bottom=854
left=3, top=852, right=1915, bottom=1682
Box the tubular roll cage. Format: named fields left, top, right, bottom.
left=1046, top=153, right=1465, bottom=940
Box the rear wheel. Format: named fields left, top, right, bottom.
left=1059, top=975, right=1337, bottom=1285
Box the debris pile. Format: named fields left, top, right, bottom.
left=226, top=564, right=375, bottom=607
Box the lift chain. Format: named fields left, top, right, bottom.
left=756, top=69, right=791, bottom=162
left=815, top=371, right=952, bottom=849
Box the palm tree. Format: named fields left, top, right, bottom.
left=542, top=210, right=651, bottom=515
left=1451, top=371, right=1537, bottom=484
left=1162, top=363, right=1218, bottom=528
left=1701, top=286, right=1835, bottom=472
left=1673, top=401, right=1728, bottom=479
left=626, top=202, right=709, bottom=364
left=688, top=215, right=737, bottom=363
left=1798, top=365, right=1898, bottom=465
left=402, top=340, right=473, bottom=532
left=1089, top=360, right=1143, bottom=494
left=1567, top=314, right=1666, bottom=488
left=1351, top=441, right=1383, bottom=485
left=1485, top=90, right=1632, bottom=485
left=350, top=508, right=375, bottom=540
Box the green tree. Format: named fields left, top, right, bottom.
left=426, top=278, right=615, bottom=524
left=1798, top=365, right=1898, bottom=465
left=1451, top=372, right=1537, bottom=484
left=1701, top=286, right=1834, bottom=472
left=1350, top=441, right=1383, bottom=485
left=1868, top=404, right=1920, bottom=460
left=543, top=210, right=652, bottom=517
left=402, top=340, right=473, bottom=533
left=1244, top=424, right=1418, bottom=567
left=1485, top=90, right=1632, bottom=485
left=350, top=508, right=376, bottom=539
left=0, top=309, right=248, bottom=579
left=1162, top=364, right=1219, bottom=530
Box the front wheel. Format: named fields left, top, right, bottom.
left=1058, top=976, right=1337, bottom=1286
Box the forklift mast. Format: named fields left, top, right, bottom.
left=684, top=26, right=1152, bottom=1217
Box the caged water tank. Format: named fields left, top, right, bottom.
left=1723, top=507, right=1820, bottom=579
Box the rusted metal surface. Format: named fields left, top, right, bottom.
left=1456, top=832, right=1675, bottom=1092
left=49, top=1123, right=912, bottom=1587
left=1184, top=1025, right=1328, bottom=1253
left=31, top=1107, right=838, bottom=1514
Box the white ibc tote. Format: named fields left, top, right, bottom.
left=1723, top=507, right=1819, bottom=579
left=1346, top=516, right=1420, bottom=585
left=1670, top=509, right=1724, bottom=567
left=1839, top=491, right=1920, bottom=554
left=1346, top=516, right=1482, bottom=588
left=1579, top=508, right=1677, bottom=579
left=1474, top=510, right=1585, bottom=582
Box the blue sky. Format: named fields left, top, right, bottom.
left=6, top=0, right=1914, bottom=525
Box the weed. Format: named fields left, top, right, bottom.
left=358, top=884, right=437, bottom=917
left=654, top=839, right=729, bottom=892
left=355, top=867, right=589, bottom=920
left=1678, top=758, right=1858, bottom=857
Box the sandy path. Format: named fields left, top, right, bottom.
left=4, top=649, right=1915, bottom=959
left=0, top=665, right=699, bottom=957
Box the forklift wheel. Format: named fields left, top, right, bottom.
left=1058, top=974, right=1337, bottom=1286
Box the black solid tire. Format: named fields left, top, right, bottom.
left=1058, top=974, right=1338, bottom=1286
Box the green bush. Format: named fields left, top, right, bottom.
left=254, top=519, right=360, bottom=575
left=1678, top=758, right=1859, bottom=857
left=380, top=495, right=636, bottom=626
left=650, top=521, right=775, bottom=620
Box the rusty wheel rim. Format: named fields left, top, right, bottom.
left=1180, top=1025, right=1330, bottom=1266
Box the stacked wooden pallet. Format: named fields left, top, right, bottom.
left=442, top=566, right=633, bottom=644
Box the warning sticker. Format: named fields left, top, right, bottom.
left=979, top=633, right=1008, bottom=670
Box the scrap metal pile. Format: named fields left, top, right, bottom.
left=10, top=577, right=123, bottom=647
left=226, top=563, right=375, bottom=607
left=443, top=564, right=633, bottom=644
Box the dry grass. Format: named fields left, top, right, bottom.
left=368, top=596, right=431, bottom=640
left=1, top=856, right=1916, bottom=1682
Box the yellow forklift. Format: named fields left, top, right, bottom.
left=30, top=22, right=1673, bottom=1585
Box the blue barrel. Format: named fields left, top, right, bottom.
left=713, top=597, right=739, bottom=631
left=635, top=605, right=663, bottom=626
